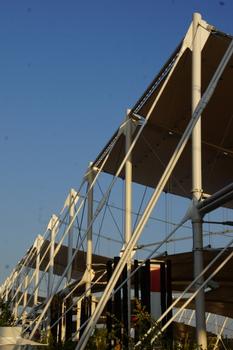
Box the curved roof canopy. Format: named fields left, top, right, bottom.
left=94, top=20, right=233, bottom=204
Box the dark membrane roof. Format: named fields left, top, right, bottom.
left=93, top=28, right=233, bottom=206
left=159, top=248, right=233, bottom=318
left=27, top=240, right=110, bottom=280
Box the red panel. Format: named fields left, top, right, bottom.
left=150, top=266, right=160, bottom=292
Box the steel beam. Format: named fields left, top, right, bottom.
left=191, top=13, right=207, bottom=349
left=125, top=110, right=132, bottom=337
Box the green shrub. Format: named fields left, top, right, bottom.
left=0, top=298, right=13, bottom=326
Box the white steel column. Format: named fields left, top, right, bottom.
left=2, top=274, right=12, bottom=302
left=125, top=110, right=132, bottom=336
left=61, top=301, right=66, bottom=342
left=4, top=280, right=9, bottom=302
left=47, top=214, right=58, bottom=329
left=76, top=298, right=82, bottom=340
left=47, top=215, right=58, bottom=298
left=13, top=273, right=20, bottom=320
left=63, top=189, right=77, bottom=340
left=192, top=12, right=207, bottom=349
left=67, top=189, right=75, bottom=285
left=10, top=270, right=18, bottom=301
left=86, top=164, right=94, bottom=295
left=22, top=269, right=29, bottom=324
left=34, top=235, right=43, bottom=306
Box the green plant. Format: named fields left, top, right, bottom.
left=131, top=299, right=164, bottom=350
left=36, top=298, right=225, bottom=350
left=0, top=298, right=14, bottom=326
left=85, top=328, right=109, bottom=350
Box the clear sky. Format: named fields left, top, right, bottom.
left=0, top=0, right=233, bottom=283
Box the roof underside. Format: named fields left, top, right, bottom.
left=27, top=240, right=110, bottom=280
left=159, top=249, right=233, bottom=318
left=94, top=27, right=233, bottom=206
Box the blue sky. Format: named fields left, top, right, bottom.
left=0, top=0, right=233, bottom=283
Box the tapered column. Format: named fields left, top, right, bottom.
left=76, top=298, right=82, bottom=340
left=2, top=276, right=10, bottom=302
left=124, top=110, right=132, bottom=337
left=67, top=189, right=76, bottom=285
left=192, top=12, right=207, bottom=349
left=47, top=215, right=58, bottom=298
left=22, top=269, right=29, bottom=324
left=34, top=235, right=43, bottom=306
left=86, top=165, right=94, bottom=296
left=47, top=215, right=58, bottom=328
left=9, top=271, right=17, bottom=313
left=13, top=272, right=20, bottom=319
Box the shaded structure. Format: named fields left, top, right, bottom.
left=94, top=25, right=233, bottom=202
left=0, top=13, right=233, bottom=350
left=160, top=248, right=233, bottom=319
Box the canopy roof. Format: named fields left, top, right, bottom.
left=160, top=248, right=233, bottom=318
left=27, top=240, right=110, bottom=280
left=94, top=22, right=233, bottom=204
